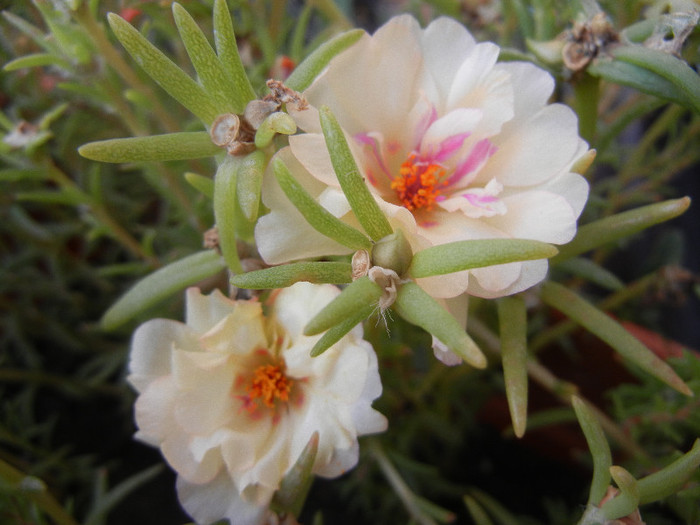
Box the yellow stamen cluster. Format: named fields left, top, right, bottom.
left=391, top=153, right=446, bottom=211
left=246, top=364, right=293, bottom=409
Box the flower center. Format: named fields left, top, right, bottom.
left=391, top=153, right=447, bottom=211
left=245, top=364, right=293, bottom=410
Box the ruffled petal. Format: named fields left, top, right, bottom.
left=128, top=319, right=197, bottom=392
left=485, top=190, right=578, bottom=244
left=478, top=104, right=582, bottom=187
left=184, top=287, right=237, bottom=335
left=177, top=473, right=271, bottom=525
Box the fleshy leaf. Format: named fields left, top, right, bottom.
left=231, top=262, right=352, bottom=289
left=610, top=45, right=700, bottom=113
left=319, top=106, right=393, bottom=242
left=214, top=156, right=243, bottom=273
left=303, top=276, right=382, bottom=336
left=212, top=0, right=256, bottom=105
left=394, top=282, right=487, bottom=369
left=588, top=59, right=694, bottom=110
left=310, top=304, right=375, bottom=357
left=236, top=150, right=266, bottom=221
left=3, top=53, right=71, bottom=71
left=497, top=296, right=528, bottom=438
left=184, top=172, right=214, bottom=199
left=552, top=197, right=690, bottom=264
left=255, top=112, right=297, bottom=148
left=409, top=239, right=558, bottom=278
left=78, top=132, right=221, bottom=163
left=271, top=432, right=318, bottom=516
left=637, top=439, right=700, bottom=505
left=572, top=396, right=612, bottom=506
left=172, top=3, right=247, bottom=114
left=555, top=257, right=624, bottom=291
left=601, top=466, right=639, bottom=520
left=107, top=13, right=220, bottom=124
left=285, top=29, right=364, bottom=92
left=540, top=281, right=692, bottom=396
left=273, top=157, right=372, bottom=250
left=100, top=250, right=226, bottom=330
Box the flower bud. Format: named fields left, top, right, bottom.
left=371, top=229, right=413, bottom=277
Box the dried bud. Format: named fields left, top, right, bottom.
left=368, top=266, right=401, bottom=311
left=210, top=113, right=256, bottom=156
left=351, top=250, right=371, bottom=280
left=245, top=99, right=281, bottom=129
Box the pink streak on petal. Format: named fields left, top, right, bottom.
left=447, top=139, right=498, bottom=186
left=355, top=133, right=392, bottom=182
left=432, top=132, right=471, bottom=163
left=413, top=105, right=438, bottom=150
left=464, top=193, right=498, bottom=208
left=419, top=220, right=439, bottom=228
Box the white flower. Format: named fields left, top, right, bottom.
left=128, top=283, right=387, bottom=525
left=256, top=15, right=590, bottom=299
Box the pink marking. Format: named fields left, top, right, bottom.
left=413, top=105, right=439, bottom=150
left=354, top=133, right=392, bottom=181
left=419, top=220, right=439, bottom=228
left=447, top=139, right=498, bottom=186
left=464, top=193, right=498, bottom=208
left=432, top=132, right=471, bottom=163
left=387, top=140, right=401, bottom=155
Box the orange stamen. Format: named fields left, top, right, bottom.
left=246, top=364, right=293, bottom=411
left=391, top=153, right=447, bottom=211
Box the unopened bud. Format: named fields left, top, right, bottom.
left=371, top=229, right=413, bottom=277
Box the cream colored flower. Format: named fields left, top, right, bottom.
left=128, top=283, right=387, bottom=525
left=256, top=15, right=590, bottom=299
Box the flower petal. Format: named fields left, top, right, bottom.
left=177, top=473, right=270, bottom=525
left=128, top=319, right=197, bottom=392
left=478, top=104, right=582, bottom=187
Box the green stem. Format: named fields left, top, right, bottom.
left=367, top=439, right=438, bottom=525
left=45, top=161, right=159, bottom=266
left=0, top=459, right=80, bottom=525
left=573, top=72, right=600, bottom=145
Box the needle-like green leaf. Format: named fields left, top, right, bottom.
left=285, top=29, right=364, bottom=92
left=552, top=197, right=690, bottom=264
left=107, top=13, right=220, bottom=124
left=212, top=0, right=256, bottom=105
left=231, top=262, right=352, bottom=289
left=611, top=45, right=700, bottom=113
left=236, top=150, right=266, bottom=222
left=214, top=156, right=243, bottom=273
left=78, top=132, right=221, bottom=163
left=172, top=2, right=247, bottom=114
left=309, top=304, right=375, bottom=357
left=601, top=466, right=639, bottom=520
left=100, top=250, right=226, bottom=330
left=319, top=106, right=393, bottom=242
left=304, top=276, right=382, bottom=336
left=540, top=281, right=692, bottom=396
left=498, top=296, right=528, bottom=438
left=273, top=157, right=372, bottom=250
left=394, top=282, right=487, bottom=369
left=572, top=396, right=612, bottom=506
left=637, top=439, right=700, bottom=505
left=409, top=239, right=558, bottom=278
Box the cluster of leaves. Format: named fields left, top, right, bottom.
left=1, top=0, right=699, bottom=524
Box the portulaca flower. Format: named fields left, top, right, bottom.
left=256, top=15, right=590, bottom=299
left=128, top=283, right=387, bottom=525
